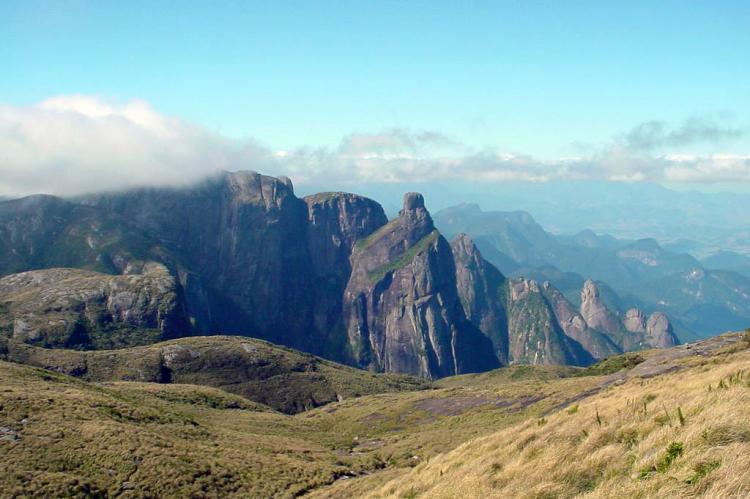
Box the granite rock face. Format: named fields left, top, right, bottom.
left=452, top=234, right=600, bottom=366
left=624, top=308, right=648, bottom=333
left=304, top=192, right=389, bottom=356
left=451, top=234, right=510, bottom=364
left=646, top=311, right=679, bottom=348
left=578, top=280, right=678, bottom=351
left=580, top=280, right=623, bottom=337
left=505, top=278, right=591, bottom=365
left=0, top=263, right=188, bottom=348
left=540, top=282, right=621, bottom=360
left=343, top=195, right=498, bottom=378
left=0, top=172, right=679, bottom=377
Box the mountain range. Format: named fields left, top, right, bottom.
left=434, top=203, right=750, bottom=340
left=0, top=171, right=678, bottom=378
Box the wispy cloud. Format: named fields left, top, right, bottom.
left=622, top=115, right=744, bottom=151
left=0, top=96, right=748, bottom=197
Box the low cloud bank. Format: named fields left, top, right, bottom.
left=0, top=96, right=748, bottom=197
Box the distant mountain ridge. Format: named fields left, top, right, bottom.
left=434, top=203, right=750, bottom=339
left=0, top=171, right=678, bottom=377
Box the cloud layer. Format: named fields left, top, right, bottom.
left=0, top=96, right=748, bottom=197
left=0, top=96, right=267, bottom=196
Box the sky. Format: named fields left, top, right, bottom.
left=1, top=0, right=749, bottom=196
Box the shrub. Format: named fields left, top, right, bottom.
left=657, top=442, right=684, bottom=472
left=640, top=442, right=684, bottom=478
left=686, top=460, right=720, bottom=485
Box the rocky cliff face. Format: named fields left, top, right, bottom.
left=343, top=194, right=498, bottom=378
left=0, top=263, right=188, bottom=348
left=540, top=282, right=621, bottom=360
left=580, top=280, right=623, bottom=337
left=452, top=234, right=600, bottom=367
left=623, top=308, right=647, bottom=333
left=304, top=192, right=389, bottom=358
left=0, top=171, right=679, bottom=377
left=646, top=312, right=679, bottom=348
left=505, top=278, right=592, bottom=365
left=579, top=280, right=678, bottom=351
left=451, top=234, right=510, bottom=364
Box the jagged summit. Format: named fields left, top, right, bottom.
left=344, top=193, right=497, bottom=378
left=0, top=173, right=680, bottom=378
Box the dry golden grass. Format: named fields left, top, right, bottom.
left=3, top=334, right=748, bottom=498
left=351, top=340, right=750, bottom=498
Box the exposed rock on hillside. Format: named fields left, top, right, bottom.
left=452, top=234, right=601, bottom=366
left=451, top=234, right=510, bottom=364
left=579, top=280, right=678, bottom=351
left=580, top=280, right=623, bottom=337
left=505, top=278, right=590, bottom=365
left=646, top=311, right=679, bottom=348
left=0, top=172, right=679, bottom=377
left=0, top=336, right=427, bottom=414
left=304, top=192, right=388, bottom=354
left=540, top=282, right=621, bottom=360
left=0, top=263, right=188, bottom=348
left=623, top=308, right=647, bottom=333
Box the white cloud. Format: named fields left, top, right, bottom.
left=0, top=95, right=268, bottom=197
left=0, top=95, right=748, bottom=197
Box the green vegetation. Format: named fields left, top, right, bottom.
left=367, top=230, right=439, bottom=283
left=2, top=336, right=428, bottom=414
left=573, top=352, right=645, bottom=376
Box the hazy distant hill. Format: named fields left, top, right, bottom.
left=434, top=204, right=750, bottom=339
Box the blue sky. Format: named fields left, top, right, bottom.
left=2, top=0, right=749, bottom=155
left=0, top=1, right=749, bottom=196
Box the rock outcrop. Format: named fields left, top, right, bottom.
left=343, top=195, right=498, bottom=378
left=579, top=281, right=678, bottom=351
left=0, top=263, right=188, bottom=348
left=505, top=278, right=591, bottom=365
left=540, top=282, right=621, bottom=360
left=646, top=312, right=679, bottom=348
left=451, top=233, right=510, bottom=364
left=623, top=308, right=647, bottom=333
left=580, top=280, right=623, bottom=337
left=452, top=234, right=603, bottom=367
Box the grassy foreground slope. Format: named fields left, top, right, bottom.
left=0, top=360, right=356, bottom=497
left=324, top=333, right=750, bottom=498
left=1, top=333, right=748, bottom=498
left=1, top=336, right=427, bottom=414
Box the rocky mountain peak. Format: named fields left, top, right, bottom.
left=623, top=308, right=647, bottom=333
left=450, top=233, right=478, bottom=260
left=399, top=192, right=434, bottom=232
left=580, top=280, right=622, bottom=336
left=344, top=193, right=498, bottom=378
left=581, top=279, right=601, bottom=301
left=221, top=170, right=296, bottom=209
left=646, top=312, right=679, bottom=348
left=402, top=192, right=425, bottom=212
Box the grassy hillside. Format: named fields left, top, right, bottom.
left=321, top=333, right=750, bottom=498
left=1, top=333, right=748, bottom=497
left=1, top=336, right=427, bottom=414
